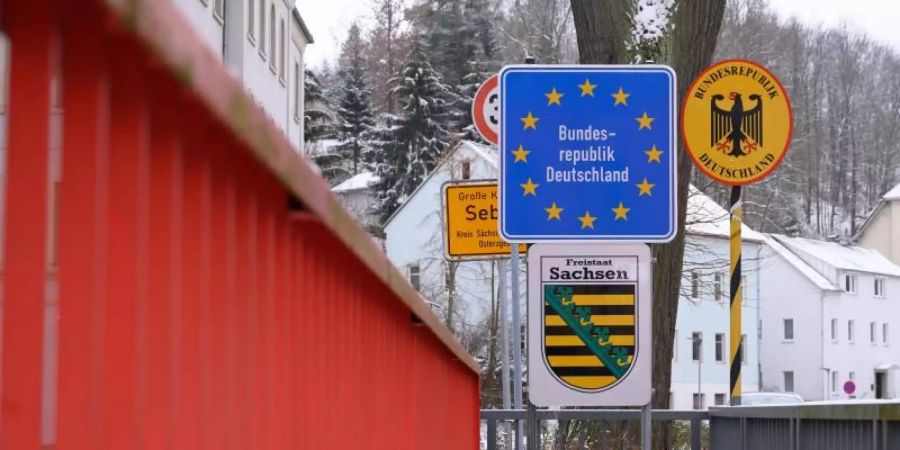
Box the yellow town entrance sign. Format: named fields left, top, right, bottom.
left=681, top=59, right=792, bottom=186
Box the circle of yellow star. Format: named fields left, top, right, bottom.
left=520, top=178, right=539, bottom=196
left=545, top=202, right=563, bottom=220
left=578, top=211, right=596, bottom=229
left=612, top=202, right=631, bottom=221
left=578, top=78, right=597, bottom=97
left=545, top=87, right=564, bottom=106
left=611, top=86, right=630, bottom=106
left=645, top=145, right=663, bottom=163
left=521, top=112, right=539, bottom=129
left=636, top=112, right=654, bottom=130
left=636, top=178, right=655, bottom=196
left=511, top=145, right=530, bottom=163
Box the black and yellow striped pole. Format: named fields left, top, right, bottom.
left=729, top=186, right=742, bottom=406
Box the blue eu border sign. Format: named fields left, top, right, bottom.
left=499, top=65, right=677, bottom=243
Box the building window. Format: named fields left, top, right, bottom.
left=408, top=264, right=421, bottom=292
left=213, top=0, right=224, bottom=22
left=848, top=320, right=855, bottom=343
left=691, top=271, right=700, bottom=298
left=831, top=318, right=838, bottom=342
left=849, top=371, right=855, bottom=381
left=248, top=0, right=255, bottom=42
left=692, top=393, right=706, bottom=410
left=462, top=161, right=471, bottom=180
left=259, top=0, right=266, bottom=58
left=691, top=332, right=702, bottom=361
left=279, top=19, right=286, bottom=81
left=845, top=274, right=857, bottom=294
left=784, top=371, right=794, bottom=392
left=871, top=322, right=877, bottom=344
left=269, top=4, right=276, bottom=71
left=783, top=319, right=794, bottom=341
left=293, top=62, right=301, bottom=122
left=714, top=272, right=723, bottom=301
left=831, top=370, right=838, bottom=393
left=741, top=334, right=747, bottom=364
left=875, top=278, right=886, bottom=298
left=714, top=393, right=726, bottom=406
left=714, top=333, right=724, bottom=362
left=884, top=323, right=890, bottom=345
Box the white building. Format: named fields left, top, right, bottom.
left=855, top=183, right=900, bottom=266
left=382, top=140, right=762, bottom=409
left=669, top=188, right=763, bottom=410
left=333, top=171, right=381, bottom=232
left=172, top=0, right=313, bottom=152
left=759, top=234, right=900, bottom=401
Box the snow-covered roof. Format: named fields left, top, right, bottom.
left=461, top=140, right=498, bottom=169
left=884, top=183, right=900, bottom=201
left=772, top=234, right=900, bottom=278
left=332, top=171, right=379, bottom=193
left=685, top=186, right=765, bottom=242
left=762, top=234, right=840, bottom=291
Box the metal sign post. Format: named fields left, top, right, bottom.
left=729, top=186, right=742, bottom=405
left=682, top=59, right=793, bottom=406
left=511, top=244, right=523, bottom=450
left=499, top=259, right=511, bottom=411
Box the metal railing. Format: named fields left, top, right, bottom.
left=483, top=402, right=900, bottom=450
left=0, top=1, right=479, bottom=449
left=709, top=401, right=900, bottom=450
left=481, top=408, right=709, bottom=450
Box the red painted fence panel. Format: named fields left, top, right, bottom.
left=0, top=1, right=480, bottom=449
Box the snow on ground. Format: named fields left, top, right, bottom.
left=332, top=171, right=379, bottom=193
left=773, top=234, right=900, bottom=277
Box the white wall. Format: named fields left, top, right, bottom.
left=384, top=143, right=505, bottom=325
left=670, top=235, right=762, bottom=409
left=758, top=244, right=826, bottom=401
left=175, top=0, right=307, bottom=152
left=821, top=271, right=900, bottom=400
left=859, top=201, right=900, bottom=266
left=173, top=0, right=225, bottom=58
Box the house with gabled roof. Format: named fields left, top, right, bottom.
left=855, top=183, right=900, bottom=265
left=380, top=140, right=764, bottom=409
left=759, top=234, right=900, bottom=401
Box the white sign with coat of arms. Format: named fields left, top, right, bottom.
left=527, top=243, right=652, bottom=406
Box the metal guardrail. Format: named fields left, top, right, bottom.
left=481, top=408, right=709, bottom=450
left=483, top=402, right=900, bottom=449
left=709, top=402, right=900, bottom=450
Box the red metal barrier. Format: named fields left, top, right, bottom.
left=0, top=1, right=481, bottom=449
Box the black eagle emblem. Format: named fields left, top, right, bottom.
left=710, top=92, right=763, bottom=157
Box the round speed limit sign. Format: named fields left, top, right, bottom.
left=472, top=74, right=499, bottom=145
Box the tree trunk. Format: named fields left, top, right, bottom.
left=570, top=0, right=630, bottom=64
left=570, top=1, right=726, bottom=448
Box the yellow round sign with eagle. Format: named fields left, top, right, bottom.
left=681, top=59, right=792, bottom=186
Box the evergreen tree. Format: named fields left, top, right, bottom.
left=334, top=23, right=376, bottom=175
left=372, top=39, right=455, bottom=222
left=305, top=67, right=345, bottom=183
left=304, top=67, right=335, bottom=144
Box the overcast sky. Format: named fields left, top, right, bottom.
left=295, top=0, right=900, bottom=68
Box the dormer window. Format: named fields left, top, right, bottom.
left=844, top=274, right=857, bottom=294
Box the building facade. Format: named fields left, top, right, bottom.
left=381, top=141, right=762, bottom=410
left=173, top=0, right=313, bottom=152
left=670, top=191, right=763, bottom=409
left=856, top=183, right=900, bottom=266
left=759, top=234, right=900, bottom=401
